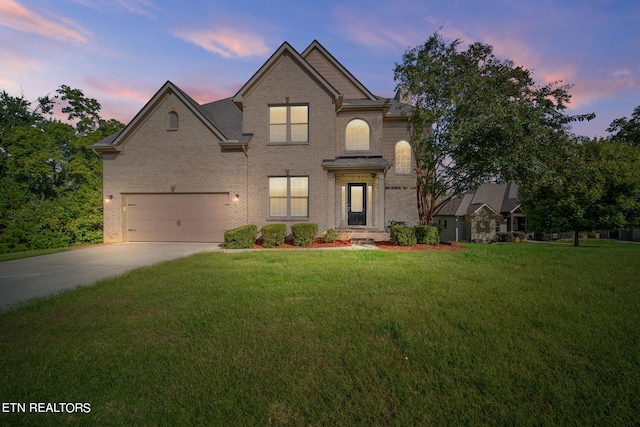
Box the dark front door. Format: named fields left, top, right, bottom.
left=348, top=183, right=366, bottom=226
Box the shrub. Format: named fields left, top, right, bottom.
left=513, top=231, right=527, bottom=241
left=224, top=225, right=257, bottom=249
left=415, top=225, right=439, bottom=245
left=387, top=220, right=407, bottom=231
left=321, top=229, right=337, bottom=243
left=291, top=223, right=318, bottom=246
left=390, top=225, right=416, bottom=246
left=495, top=232, right=515, bottom=243
left=260, top=224, right=286, bottom=248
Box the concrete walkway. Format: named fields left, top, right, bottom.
left=0, top=242, right=221, bottom=311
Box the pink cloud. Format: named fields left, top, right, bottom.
left=0, top=45, right=39, bottom=74
left=0, top=0, right=90, bottom=44
left=174, top=28, right=270, bottom=58
left=333, top=6, right=419, bottom=50
left=480, top=31, right=640, bottom=110
left=114, top=0, right=156, bottom=18
left=181, top=83, right=242, bottom=105
left=85, top=76, right=153, bottom=104
left=568, top=73, right=640, bottom=110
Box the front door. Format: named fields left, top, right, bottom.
left=348, top=183, right=366, bottom=226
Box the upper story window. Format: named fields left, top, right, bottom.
left=168, top=111, right=179, bottom=130
left=345, top=119, right=370, bottom=151
left=269, top=105, right=308, bottom=143
left=395, top=140, right=411, bottom=174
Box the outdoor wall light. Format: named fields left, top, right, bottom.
left=233, top=194, right=240, bottom=202
left=104, top=194, right=113, bottom=203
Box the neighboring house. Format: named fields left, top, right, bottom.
left=597, top=228, right=640, bottom=242
left=91, top=41, right=417, bottom=243
left=434, top=182, right=525, bottom=243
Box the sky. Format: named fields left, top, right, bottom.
left=1, top=0, right=639, bottom=138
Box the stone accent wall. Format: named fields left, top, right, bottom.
left=470, top=207, right=499, bottom=243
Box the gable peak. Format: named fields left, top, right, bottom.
left=301, top=40, right=376, bottom=101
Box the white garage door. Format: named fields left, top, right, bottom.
left=125, top=194, right=231, bottom=242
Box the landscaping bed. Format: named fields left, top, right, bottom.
left=376, top=240, right=467, bottom=251
left=248, top=238, right=467, bottom=251
left=249, top=238, right=467, bottom=251
left=252, top=237, right=352, bottom=249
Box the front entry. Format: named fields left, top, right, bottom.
left=348, top=183, right=367, bottom=226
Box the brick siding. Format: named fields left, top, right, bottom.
left=102, top=45, right=418, bottom=242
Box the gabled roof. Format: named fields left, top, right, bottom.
left=472, top=183, right=508, bottom=215
left=91, top=81, right=239, bottom=152
left=92, top=40, right=408, bottom=154
left=199, top=98, right=243, bottom=141
left=469, top=202, right=498, bottom=215
left=301, top=40, right=377, bottom=101
left=232, top=41, right=342, bottom=110
left=435, top=182, right=521, bottom=217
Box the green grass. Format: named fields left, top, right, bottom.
left=0, top=247, right=68, bottom=262
left=1, top=242, right=639, bottom=426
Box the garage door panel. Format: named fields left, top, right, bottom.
left=127, top=206, right=152, bottom=220
left=125, top=194, right=230, bottom=242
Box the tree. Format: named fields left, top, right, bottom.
left=520, top=136, right=640, bottom=246
left=393, top=32, right=594, bottom=225
left=0, top=85, right=124, bottom=252
left=607, top=105, right=640, bottom=147
left=0, top=90, right=54, bottom=141
left=56, top=85, right=103, bottom=136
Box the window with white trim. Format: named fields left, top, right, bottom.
left=269, top=105, right=308, bottom=143
left=269, top=176, right=309, bottom=217
left=345, top=119, right=370, bottom=151
left=395, top=140, right=411, bottom=174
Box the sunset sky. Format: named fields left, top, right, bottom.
left=1, top=0, right=638, bottom=137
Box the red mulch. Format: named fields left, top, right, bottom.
left=376, top=241, right=467, bottom=252
left=252, top=238, right=352, bottom=249
left=250, top=238, right=466, bottom=251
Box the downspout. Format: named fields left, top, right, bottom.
left=242, top=144, right=249, bottom=225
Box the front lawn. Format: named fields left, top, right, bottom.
left=0, top=247, right=67, bottom=262
left=1, top=242, right=638, bottom=425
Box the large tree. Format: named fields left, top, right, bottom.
left=0, top=86, right=124, bottom=252
left=393, top=32, right=593, bottom=225
left=607, top=105, right=640, bottom=147
left=520, top=135, right=640, bottom=246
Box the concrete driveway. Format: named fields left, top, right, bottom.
left=0, top=242, right=221, bottom=311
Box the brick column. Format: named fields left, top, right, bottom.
left=327, top=172, right=335, bottom=229
left=377, top=172, right=385, bottom=231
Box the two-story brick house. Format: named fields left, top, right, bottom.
left=92, top=40, right=417, bottom=243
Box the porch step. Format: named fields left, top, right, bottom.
left=350, top=238, right=378, bottom=250
left=350, top=238, right=376, bottom=245
left=336, top=230, right=390, bottom=242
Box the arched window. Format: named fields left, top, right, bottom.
left=395, top=140, right=411, bottom=174
left=345, top=119, right=369, bottom=151
left=168, top=111, right=179, bottom=129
